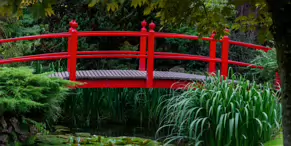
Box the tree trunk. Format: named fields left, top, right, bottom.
left=266, top=1, right=291, bottom=145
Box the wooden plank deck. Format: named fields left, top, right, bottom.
left=48, top=70, right=207, bottom=81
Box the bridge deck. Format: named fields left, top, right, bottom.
left=49, top=70, right=206, bottom=81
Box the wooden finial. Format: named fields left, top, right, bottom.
left=149, top=22, right=156, bottom=31
left=141, top=20, right=147, bottom=31
left=70, top=20, right=79, bottom=29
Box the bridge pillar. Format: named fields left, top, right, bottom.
left=147, top=22, right=156, bottom=88
left=139, top=20, right=147, bottom=71
left=209, top=31, right=217, bottom=75
left=275, top=71, right=281, bottom=90
left=68, top=20, right=79, bottom=81
left=221, top=29, right=230, bottom=79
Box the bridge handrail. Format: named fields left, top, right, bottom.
left=0, top=20, right=276, bottom=88
left=78, top=31, right=148, bottom=37
left=229, top=40, right=271, bottom=52
left=0, top=33, right=71, bottom=44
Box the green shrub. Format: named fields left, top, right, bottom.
left=0, top=14, right=45, bottom=60
left=250, top=48, right=277, bottom=83
left=0, top=67, right=77, bottom=145
left=157, top=73, right=282, bottom=146
left=0, top=67, right=77, bottom=119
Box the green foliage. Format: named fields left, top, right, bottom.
left=57, top=88, right=171, bottom=129
left=264, top=132, right=283, bottom=146
left=251, top=47, right=277, bottom=82
left=0, top=14, right=46, bottom=60
left=0, top=67, right=76, bottom=121
left=29, top=61, right=171, bottom=129
left=36, top=0, right=158, bottom=70
left=157, top=72, right=282, bottom=145
left=35, top=134, right=162, bottom=145
left=0, top=0, right=272, bottom=40
left=0, top=0, right=57, bottom=18
left=85, top=0, right=271, bottom=39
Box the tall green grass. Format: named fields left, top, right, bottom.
left=157, top=73, right=282, bottom=146
left=61, top=88, right=172, bottom=128
left=29, top=61, right=281, bottom=145
left=29, top=61, right=173, bottom=129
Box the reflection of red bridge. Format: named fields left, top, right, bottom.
left=0, top=20, right=277, bottom=89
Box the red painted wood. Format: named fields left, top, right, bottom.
left=221, top=34, right=230, bottom=78
left=69, top=20, right=78, bottom=81
left=227, top=60, right=263, bottom=69
left=0, top=33, right=71, bottom=44
left=139, top=20, right=147, bottom=71
left=147, top=22, right=156, bottom=88
left=209, top=32, right=217, bottom=74
left=0, top=19, right=276, bottom=89
left=155, top=32, right=199, bottom=40
left=0, top=55, right=69, bottom=64
left=77, top=55, right=146, bottom=59
left=275, top=72, right=281, bottom=90
left=154, top=32, right=213, bottom=41
left=76, top=79, right=191, bottom=89
left=78, top=31, right=147, bottom=37
left=67, top=36, right=72, bottom=72
left=229, top=40, right=271, bottom=52
left=0, top=53, right=263, bottom=71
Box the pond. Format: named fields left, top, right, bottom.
left=32, top=124, right=168, bottom=146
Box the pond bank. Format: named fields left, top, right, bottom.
left=34, top=133, right=163, bottom=145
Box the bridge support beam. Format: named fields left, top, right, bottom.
left=75, top=79, right=192, bottom=89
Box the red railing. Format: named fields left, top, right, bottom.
left=0, top=20, right=278, bottom=88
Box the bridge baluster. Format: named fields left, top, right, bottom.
left=68, top=20, right=79, bottom=81
left=139, top=20, right=148, bottom=71
left=221, top=29, right=230, bottom=79
left=209, top=31, right=217, bottom=75
left=147, top=22, right=156, bottom=88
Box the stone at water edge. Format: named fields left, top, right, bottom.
left=75, top=132, right=91, bottom=137
left=169, top=66, right=186, bottom=73
left=35, top=134, right=68, bottom=145
left=53, top=125, right=71, bottom=134
left=35, top=134, right=163, bottom=145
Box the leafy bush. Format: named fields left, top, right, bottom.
left=0, top=67, right=77, bottom=145
left=157, top=73, right=282, bottom=146
left=0, top=14, right=46, bottom=60
left=251, top=48, right=277, bottom=83
left=0, top=67, right=76, bottom=118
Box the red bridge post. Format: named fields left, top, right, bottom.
left=147, top=22, right=156, bottom=88
left=68, top=20, right=79, bottom=81
left=275, top=72, right=281, bottom=90
left=209, top=31, right=217, bottom=75
left=221, top=29, right=230, bottom=79
left=139, top=20, right=147, bottom=71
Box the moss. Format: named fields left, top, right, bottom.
left=34, top=134, right=162, bottom=145
left=35, top=134, right=69, bottom=145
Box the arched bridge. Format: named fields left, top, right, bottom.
left=0, top=20, right=275, bottom=89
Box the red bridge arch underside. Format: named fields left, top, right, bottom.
left=0, top=20, right=275, bottom=89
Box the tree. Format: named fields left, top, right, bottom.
left=0, top=0, right=291, bottom=145
left=0, top=0, right=56, bottom=18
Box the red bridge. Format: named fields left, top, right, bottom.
left=0, top=20, right=275, bottom=89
